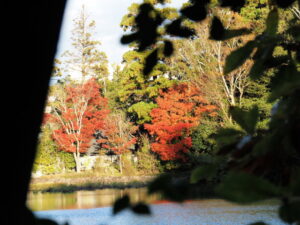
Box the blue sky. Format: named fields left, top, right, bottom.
left=55, top=0, right=185, bottom=66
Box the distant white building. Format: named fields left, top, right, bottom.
left=45, top=106, right=52, bottom=113
left=48, top=95, right=56, bottom=102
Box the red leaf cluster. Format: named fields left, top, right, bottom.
left=145, top=83, right=217, bottom=161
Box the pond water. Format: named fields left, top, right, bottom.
left=27, top=188, right=156, bottom=211
left=28, top=188, right=287, bottom=225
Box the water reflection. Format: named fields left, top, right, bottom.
left=27, top=188, right=160, bottom=211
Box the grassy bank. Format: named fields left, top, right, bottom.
left=29, top=172, right=158, bottom=193
left=30, top=180, right=150, bottom=193
left=29, top=171, right=216, bottom=199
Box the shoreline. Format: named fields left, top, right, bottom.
left=29, top=174, right=159, bottom=193
left=29, top=172, right=214, bottom=198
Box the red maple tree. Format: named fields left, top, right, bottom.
left=48, top=78, right=109, bottom=172
left=144, top=83, right=217, bottom=161
left=98, top=112, right=138, bottom=173
left=99, top=112, right=137, bottom=154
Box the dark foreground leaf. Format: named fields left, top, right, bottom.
left=148, top=174, right=188, bottom=202
left=212, top=128, right=245, bottom=143
left=131, top=203, right=151, bottom=215
left=279, top=201, right=300, bottom=224
left=265, top=9, right=279, bottom=36
left=269, top=64, right=300, bottom=101
left=113, top=195, right=130, bottom=215
left=220, top=0, right=246, bottom=11
left=148, top=174, right=172, bottom=194
left=36, top=218, right=60, bottom=225
left=121, top=33, right=138, bottom=44
left=222, top=28, right=251, bottom=41
left=190, top=164, right=218, bottom=184
left=275, top=0, right=296, bottom=8
left=215, top=172, right=281, bottom=203
left=224, top=41, right=256, bottom=74
left=249, top=222, right=269, bottom=225
left=143, top=49, right=158, bottom=75
left=180, top=4, right=207, bottom=22
left=166, top=19, right=195, bottom=38
left=230, top=105, right=259, bottom=135
left=210, top=17, right=225, bottom=40
left=290, top=169, right=300, bottom=196
left=163, top=40, right=174, bottom=57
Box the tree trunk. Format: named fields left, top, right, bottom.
left=73, top=152, right=81, bottom=173
left=119, top=154, right=123, bottom=174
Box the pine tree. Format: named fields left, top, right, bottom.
left=58, top=5, right=108, bottom=85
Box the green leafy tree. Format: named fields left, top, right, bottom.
left=240, top=0, right=270, bottom=33
left=240, top=71, right=273, bottom=129
left=190, top=116, right=219, bottom=157
left=136, top=134, right=162, bottom=174
left=33, top=124, right=75, bottom=175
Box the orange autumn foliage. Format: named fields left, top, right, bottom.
left=145, top=83, right=217, bottom=161
left=99, top=112, right=138, bottom=155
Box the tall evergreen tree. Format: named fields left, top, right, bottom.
left=58, top=5, right=109, bottom=85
